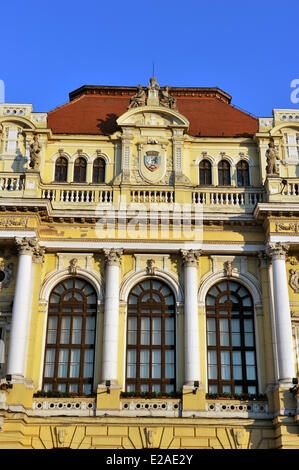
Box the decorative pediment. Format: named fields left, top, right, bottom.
left=116, top=106, right=189, bottom=130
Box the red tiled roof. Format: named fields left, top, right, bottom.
left=47, top=86, right=258, bottom=137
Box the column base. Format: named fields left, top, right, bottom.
left=3, top=378, right=34, bottom=409
left=96, top=383, right=121, bottom=410
left=182, top=382, right=205, bottom=412
left=272, top=382, right=297, bottom=417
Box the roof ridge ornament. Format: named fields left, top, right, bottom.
left=128, top=78, right=177, bottom=110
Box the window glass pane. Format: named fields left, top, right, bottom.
left=127, top=350, right=136, bottom=378
left=84, top=349, right=94, bottom=378
left=165, top=295, right=174, bottom=305
left=220, top=318, right=229, bottom=346
left=85, top=317, right=95, bottom=344
left=207, top=318, right=216, bottom=346
left=217, top=282, right=227, bottom=292
left=70, top=349, right=81, bottom=377
left=223, top=385, right=231, bottom=393
left=153, top=280, right=162, bottom=291
left=70, top=384, right=78, bottom=393
left=229, top=282, right=239, bottom=292
left=208, top=350, right=217, bottom=379
left=219, top=295, right=228, bottom=303
left=75, top=279, right=85, bottom=290
left=248, top=386, right=257, bottom=395
left=231, top=319, right=240, bottom=346
left=83, top=384, right=92, bottom=395
left=209, top=287, right=220, bottom=296
left=152, top=350, right=161, bottom=378
left=60, top=316, right=71, bottom=344
left=166, top=384, right=175, bottom=393
left=245, top=352, right=256, bottom=379
left=152, top=384, right=161, bottom=393
left=142, top=293, right=150, bottom=302
left=141, top=317, right=150, bottom=345
left=58, top=349, right=69, bottom=377
left=50, top=293, right=60, bottom=304
left=87, top=294, right=97, bottom=304
left=152, top=317, right=161, bottom=345
left=206, top=296, right=215, bottom=306
left=57, top=384, right=66, bottom=392
left=165, top=350, right=174, bottom=378
left=232, top=351, right=242, bottom=379
left=127, top=384, right=135, bottom=392
left=161, top=285, right=171, bottom=296
left=242, top=297, right=252, bottom=307
left=132, top=284, right=143, bottom=296
left=47, top=316, right=58, bottom=344
left=221, top=351, right=231, bottom=379
left=230, top=295, right=239, bottom=304
left=72, top=317, right=82, bottom=344
left=140, top=384, right=149, bottom=392
left=54, top=284, right=65, bottom=295
left=129, top=295, right=138, bottom=304
left=141, top=280, right=150, bottom=291
left=128, top=317, right=137, bottom=345
left=209, top=384, right=218, bottom=393
left=44, top=349, right=55, bottom=377
left=140, top=349, right=150, bottom=378
left=234, top=385, right=243, bottom=394
left=165, top=317, right=175, bottom=345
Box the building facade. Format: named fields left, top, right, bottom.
left=0, top=79, right=298, bottom=449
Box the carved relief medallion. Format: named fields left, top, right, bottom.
left=289, top=269, right=299, bottom=293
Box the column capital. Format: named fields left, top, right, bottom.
left=103, top=248, right=123, bottom=266
left=15, top=237, right=38, bottom=255
left=266, top=242, right=290, bottom=260
left=180, top=249, right=201, bottom=267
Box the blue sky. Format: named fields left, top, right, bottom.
left=1, top=0, right=299, bottom=117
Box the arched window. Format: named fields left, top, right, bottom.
left=92, top=157, right=106, bottom=183
left=74, top=157, right=87, bottom=183
left=55, top=157, right=68, bottom=182
left=236, top=160, right=250, bottom=187
left=199, top=159, right=212, bottom=185
left=43, top=278, right=97, bottom=395
left=206, top=280, right=257, bottom=395
left=126, top=279, right=176, bottom=394
left=218, top=160, right=231, bottom=186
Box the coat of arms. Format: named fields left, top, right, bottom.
left=144, top=151, right=161, bottom=172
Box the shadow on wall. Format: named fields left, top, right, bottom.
left=96, top=114, right=119, bottom=135
left=11, top=150, right=27, bottom=172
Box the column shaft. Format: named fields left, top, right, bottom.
left=181, top=250, right=201, bottom=385
left=269, top=243, right=295, bottom=383
left=101, top=249, right=122, bottom=384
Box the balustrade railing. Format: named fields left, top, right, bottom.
left=192, top=188, right=264, bottom=207
left=41, top=186, right=113, bottom=204
left=131, top=190, right=174, bottom=203
left=0, top=175, right=25, bottom=191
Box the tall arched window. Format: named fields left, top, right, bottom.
left=74, top=157, right=87, bottom=183
left=236, top=160, right=250, bottom=187
left=92, top=157, right=106, bottom=183
left=126, top=279, right=176, bottom=394
left=55, top=157, right=68, bottom=182
left=43, top=278, right=97, bottom=395
left=218, top=160, right=231, bottom=186
left=206, top=280, right=257, bottom=395
left=199, top=159, right=212, bottom=185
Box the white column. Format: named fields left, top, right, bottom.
left=181, top=249, right=201, bottom=385
left=101, top=248, right=123, bottom=384
left=268, top=242, right=295, bottom=383
left=7, top=237, right=40, bottom=381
